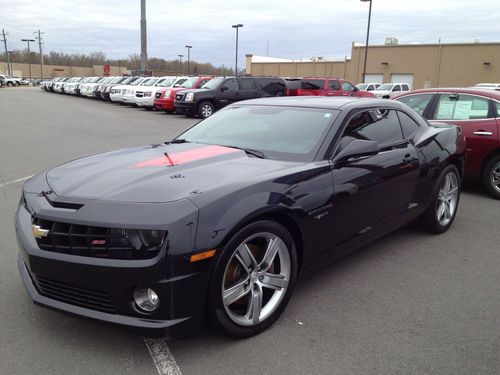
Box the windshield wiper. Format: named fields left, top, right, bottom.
left=224, top=145, right=266, bottom=159
left=167, top=138, right=189, bottom=144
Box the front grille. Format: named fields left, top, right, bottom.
left=32, top=217, right=161, bottom=260
left=136, top=91, right=144, bottom=97
left=31, top=272, right=116, bottom=313
left=155, top=92, right=162, bottom=99
left=175, top=93, right=184, bottom=101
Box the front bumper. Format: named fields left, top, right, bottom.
left=122, top=94, right=137, bottom=105
left=154, top=98, right=174, bottom=111
left=136, top=97, right=155, bottom=108
left=16, top=191, right=209, bottom=336
left=174, top=101, right=197, bottom=115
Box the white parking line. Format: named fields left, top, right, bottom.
left=144, top=337, right=182, bottom=375
left=0, top=175, right=35, bottom=188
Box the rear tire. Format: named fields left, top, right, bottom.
left=420, top=165, right=461, bottom=234
left=482, top=155, right=500, bottom=200
left=209, top=220, right=298, bottom=337
left=7, top=82, right=13, bottom=87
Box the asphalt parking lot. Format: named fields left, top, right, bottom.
left=0, top=87, right=498, bottom=375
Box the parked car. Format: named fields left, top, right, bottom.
left=135, top=76, right=188, bottom=110
left=100, top=76, right=130, bottom=101
left=154, top=76, right=212, bottom=113
left=53, top=77, right=70, bottom=93
left=473, top=83, right=500, bottom=91
left=395, top=88, right=500, bottom=199
left=110, top=77, right=147, bottom=104
left=16, top=97, right=465, bottom=338
left=0, top=76, right=4, bottom=87
left=92, top=77, right=115, bottom=99
left=174, top=76, right=287, bottom=118
left=372, top=83, right=411, bottom=98
left=121, top=77, right=161, bottom=106
left=0, top=74, right=21, bottom=87
left=63, top=77, right=84, bottom=95
left=356, top=83, right=381, bottom=92
left=286, top=78, right=374, bottom=97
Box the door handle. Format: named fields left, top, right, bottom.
left=403, top=154, right=418, bottom=163
left=473, top=131, right=493, bottom=136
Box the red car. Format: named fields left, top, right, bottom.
left=395, top=88, right=500, bottom=199
left=286, top=78, right=374, bottom=97
left=155, top=76, right=212, bottom=113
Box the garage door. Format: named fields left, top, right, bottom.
left=391, top=74, right=414, bottom=89
left=364, top=74, right=383, bottom=84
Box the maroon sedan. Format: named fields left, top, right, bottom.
left=395, top=88, right=500, bottom=199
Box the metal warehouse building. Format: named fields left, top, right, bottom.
left=245, top=41, right=500, bottom=89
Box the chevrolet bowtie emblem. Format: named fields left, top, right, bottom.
left=32, top=225, right=49, bottom=239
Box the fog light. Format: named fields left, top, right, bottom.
left=133, top=286, right=160, bottom=312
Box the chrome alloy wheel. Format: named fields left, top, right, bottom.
left=436, top=172, right=459, bottom=226
left=200, top=104, right=213, bottom=117
left=222, top=232, right=291, bottom=327
left=489, top=161, right=500, bottom=193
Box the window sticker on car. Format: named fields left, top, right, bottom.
left=436, top=100, right=455, bottom=119
left=454, top=101, right=473, bottom=120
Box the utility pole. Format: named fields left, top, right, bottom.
left=231, top=24, right=243, bottom=76
left=140, top=0, right=147, bottom=72
left=1, top=29, right=11, bottom=75
left=21, top=38, right=36, bottom=83
left=34, top=30, right=45, bottom=81
left=185, top=45, right=192, bottom=75
left=178, top=54, right=184, bottom=75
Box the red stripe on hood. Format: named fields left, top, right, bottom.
left=131, top=145, right=239, bottom=168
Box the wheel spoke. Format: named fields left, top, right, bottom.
left=246, top=285, right=262, bottom=325
left=259, top=236, right=282, bottom=271
left=437, top=202, right=446, bottom=220
left=235, top=243, right=257, bottom=271
left=444, top=202, right=452, bottom=219
left=223, top=278, right=250, bottom=306
left=260, top=273, right=288, bottom=290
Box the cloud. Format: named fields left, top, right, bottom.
left=1, top=0, right=498, bottom=67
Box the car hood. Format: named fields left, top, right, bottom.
left=45, top=143, right=296, bottom=203
left=372, top=90, right=391, bottom=95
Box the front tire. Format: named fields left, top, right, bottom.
left=209, top=220, right=298, bottom=337
left=420, top=165, right=461, bottom=233
left=198, top=101, right=215, bottom=118
left=482, top=155, right=500, bottom=200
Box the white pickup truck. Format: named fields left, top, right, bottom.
left=0, top=74, right=22, bottom=87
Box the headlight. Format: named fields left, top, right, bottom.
left=164, top=90, right=171, bottom=98
left=128, top=89, right=134, bottom=94
left=185, top=92, right=194, bottom=102
left=126, top=229, right=166, bottom=250
left=144, top=91, right=152, bottom=97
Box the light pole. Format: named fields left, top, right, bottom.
left=21, top=38, right=36, bottom=83
left=185, top=45, right=192, bottom=75
left=178, top=54, right=184, bottom=75
left=7, top=51, right=14, bottom=76
left=231, top=24, right=243, bottom=76
left=360, top=0, right=372, bottom=84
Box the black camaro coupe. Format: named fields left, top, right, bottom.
left=16, top=97, right=465, bottom=337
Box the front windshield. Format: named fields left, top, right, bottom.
left=142, top=78, right=158, bottom=86
left=90, top=77, right=101, bottom=83
left=178, top=105, right=338, bottom=162
left=356, top=84, right=368, bottom=90
left=111, top=76, right=125, bottom=84
left=181, top=77, right=199, bottom=88
left=377, top=84, right=394, bottom=91
left=130, top=78, right=145, bottom=86
left=156, top=78, right=176, bottom=87
left=119, top=76, right=134, bottom=85
left=201, top=77, right=224, bottom=89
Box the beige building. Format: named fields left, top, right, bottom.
left=0, top=62, right=128, bottom=79
left=246, top=42, right=500, bottom=89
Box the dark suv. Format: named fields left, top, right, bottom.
left=174, top=76, right=287, bottom=118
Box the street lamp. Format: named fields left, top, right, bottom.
left=231, top=24, right=243, bottom=76
left=178, top=54, right=184, bottom=75
left=21, top=38, right=36, bottom=83
left=360, top=0, right=372, bottom=84
left=185, top=45, right=192, bottom=75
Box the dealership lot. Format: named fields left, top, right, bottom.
left=0, top=88, right=498, bottom=374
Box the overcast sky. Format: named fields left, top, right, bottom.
left=1, top=0, right=499, bottom=67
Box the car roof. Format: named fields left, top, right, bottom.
left=395, top=87, right=500, bottom=100
left=232, top=96, right=408, bottom=111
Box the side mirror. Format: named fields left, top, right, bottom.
left=349, top=86, right=359, bottom=96
left=333, top=139, right=379, bottom=165
left=220, top=86, right=229, bottom=92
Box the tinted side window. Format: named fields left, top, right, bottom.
left=238, top=78, right=257, bottom=90
left=396, top=94, right=433, bottom=116
left=301, top=80, right=324, bottom=90
left=223, top=78, right=238, bottom=91
left=343, top=109, right=404, bottom=149
left=495, top=101, right=500, bottom=117
left=392, top=85, right=401, bottom=92
left=434, top=94, right=490, bottom=120
left=328, top=80, right=340, bottom=90
left=397, top=111, right=420, bottom=138
left=342, top=81, right=355, bottom=92
left=402, top=84, right=410, bottom=91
